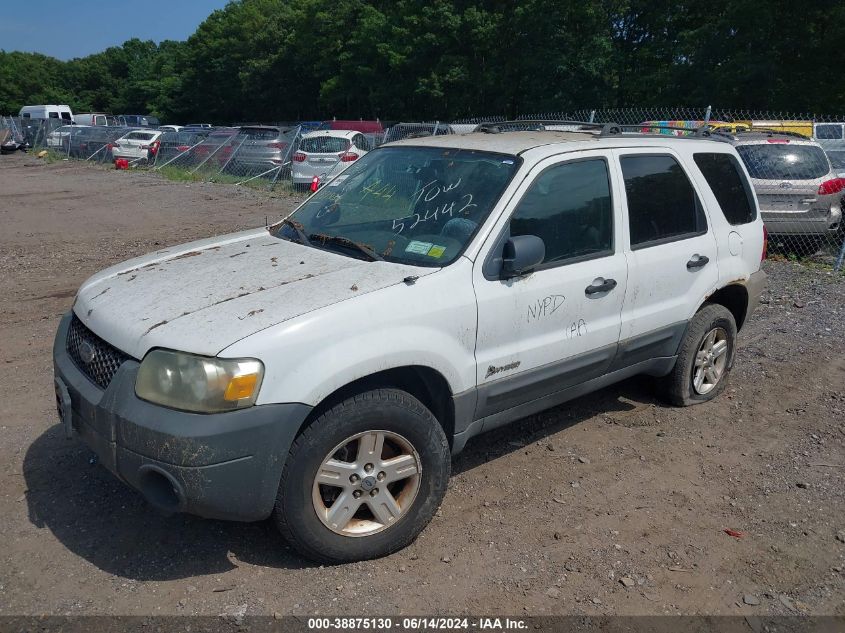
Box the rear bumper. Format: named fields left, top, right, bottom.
left=52, top=312, right=311, bottom=521
left=292, top=163, right=348, bottom=184
left=762, top=206, right=841, bottom=235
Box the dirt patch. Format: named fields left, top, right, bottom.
left=0, top=153, right=843, bottom=617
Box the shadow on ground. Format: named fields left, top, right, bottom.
left=24, top=376, right=658, bottom=580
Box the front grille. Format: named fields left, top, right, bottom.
left=66, top=314, right=132, bottom=390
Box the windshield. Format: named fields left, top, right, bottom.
left=736, top=144, right=830, bottom=180
left=301, top=136, right=351, bottom=153
left=275, top=146, right=520, bottom=266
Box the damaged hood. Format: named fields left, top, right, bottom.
left=75, top=228, right=434, bottom=359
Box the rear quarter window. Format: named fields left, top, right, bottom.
left=693, top=153, right=757, bottom=225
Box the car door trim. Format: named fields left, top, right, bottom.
left=474, top=342, right=618, bottom=419
left=609, top=321, right=689, bottom=372
left=450, top=354, right=678, bottom=455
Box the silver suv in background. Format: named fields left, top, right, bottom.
left=726, top=131, right=842, bottom=237
left=224, top=126, right=297, bottom=173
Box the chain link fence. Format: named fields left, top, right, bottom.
left=3, top=108, right=844, bottom=268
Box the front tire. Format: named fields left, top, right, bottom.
left=274, top=388, right=450, bottom=563
left=657, top=304, right=737, bottom=406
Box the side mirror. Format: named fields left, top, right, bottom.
left=501, top=235, right=545, bottom=279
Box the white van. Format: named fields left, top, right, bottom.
left=19, top=105, right=74, bottom=123
left=74, top=113, right=118, bottom=127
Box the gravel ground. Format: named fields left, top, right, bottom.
left=0, top=153, right=843, bottom=617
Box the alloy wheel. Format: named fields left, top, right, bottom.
left=692, top=327, right=729, bottom=395
left=312, top=430, right=422, bottom=537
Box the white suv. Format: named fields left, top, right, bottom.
left=53, top=124, right=767, bottom=563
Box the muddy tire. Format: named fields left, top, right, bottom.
left=657, top=304, right=737, bottom=407
left=274, top=388, right=450, bottom=563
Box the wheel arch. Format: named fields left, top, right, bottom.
left=299, top=366, right=457, bottom=447
left=700, top=283, right=750, bottom=330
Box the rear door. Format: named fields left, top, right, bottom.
left=612, top=149, right=719, bottom=368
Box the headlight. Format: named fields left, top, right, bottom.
left=136, top=349, right=264, bottom=413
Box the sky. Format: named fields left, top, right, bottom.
left=0, top=0, right=231, bottom=60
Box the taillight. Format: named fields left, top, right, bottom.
left=149, top=140, right=160, bottom=155
left=267, top=142, right=287, bottom=149
left=818, top=178, right=845, bottom=196
left=176, top=145, right=190, bottom=152
left=293, top=152, right=306, bottom=162
left=340, top=152, right=359, bottom=162
left=310, top=176, right=320, bottom=192
left=762, top=224, right=768, bottom=261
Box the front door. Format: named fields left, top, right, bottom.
left=472, top=151, right=627, bottom=420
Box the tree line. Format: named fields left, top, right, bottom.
left=1, top=0, right=842, bottom=124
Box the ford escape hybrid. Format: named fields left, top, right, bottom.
left=54, top=123, right=766, bottom=563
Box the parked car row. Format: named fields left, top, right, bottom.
left=11, top=111, right=845, bottom=246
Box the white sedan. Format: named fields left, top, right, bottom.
left=111, top=130, right=164, bottom=162
left=292, top=130, right=369, bottom=186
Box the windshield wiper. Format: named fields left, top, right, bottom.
left=310, top=233, right=384, bottom=262
left=280, top=217, right=313, bottom=247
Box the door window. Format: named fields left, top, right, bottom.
left=620, top=155, right=707, bottom=249
left=693, top=152, right=756, bottom=225
left=815, top=124, right=843, bottom=140
left=509, top=159, right=613, bottom=266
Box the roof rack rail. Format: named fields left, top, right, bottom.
left=474, top=119, right=737, bottom=140
left=477, top=119, right=608, bottom=134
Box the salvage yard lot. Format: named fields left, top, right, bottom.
left=0, top=153, right=843, bottom=616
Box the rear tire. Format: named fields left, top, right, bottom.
left=274, top=388, right=450, bottom=563
left=656, top=304, right=737, bottom=407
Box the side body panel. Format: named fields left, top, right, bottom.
left=222, top=260, right=479, bottom=408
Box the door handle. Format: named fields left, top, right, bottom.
left=585, top=278, right=617, bottom=295
left=686, top=255, right=710, bottom=270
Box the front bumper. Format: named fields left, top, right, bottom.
left=52, top=312, right=311, bottom=521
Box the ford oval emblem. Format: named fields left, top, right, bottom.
left=78, top=340, right=96, bottom=364
left=779, top=182, right=792, bottom=189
